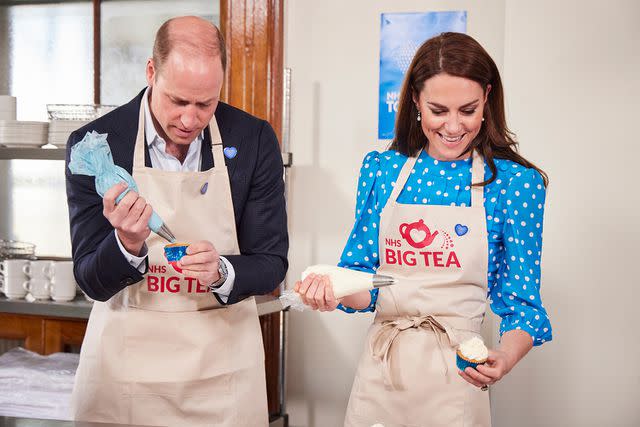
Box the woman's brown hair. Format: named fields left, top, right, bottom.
left=390, top=32, right=548, bottom=187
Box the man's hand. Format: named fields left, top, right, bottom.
left=103, top=182, right=153, bottom=256
left=178, top=241, right=221, bottom=285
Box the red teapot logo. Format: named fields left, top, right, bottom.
left=399, top=219, right=439, bottom=248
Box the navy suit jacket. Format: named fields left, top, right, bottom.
left=65, top=89, right=288, bottom=304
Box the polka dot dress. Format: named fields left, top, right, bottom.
left=337, top=149, right=552, bottom=346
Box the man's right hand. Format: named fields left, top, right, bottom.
left=103, top=182, right=153, bottom=256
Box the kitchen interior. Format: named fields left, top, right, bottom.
left=0, top=0, right=290, bottom=425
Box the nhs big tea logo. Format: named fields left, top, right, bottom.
left=385, top=219, right=465, bottom=268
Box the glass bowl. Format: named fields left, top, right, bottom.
left=47, top=104, right=117, bottom=121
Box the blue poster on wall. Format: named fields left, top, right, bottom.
left=378, top=11, right=467, bottom=140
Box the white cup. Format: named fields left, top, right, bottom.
left=46, top=261, right=77, bottom=302
left=23, top=278, right=50, bottom=300
left=0, top=275, right=28, bottom=299
left=0, top=259, right=30, bottom=277
left=23, top=260, right=54, bottom=280
left=47, top=282, right=76, bottom=302
left=48, top=260, right=74, bottom=280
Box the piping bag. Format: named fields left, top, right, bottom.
left=280, top=264, right=397, bottom=311
left=68, top=131, right=176, bottom=243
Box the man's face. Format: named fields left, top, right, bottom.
left=146, top=51, right=223, bottom=145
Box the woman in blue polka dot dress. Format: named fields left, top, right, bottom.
left=295, top=32, right=552, bottom=426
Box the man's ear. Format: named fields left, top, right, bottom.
left=146, top=58, right=156, bottom=87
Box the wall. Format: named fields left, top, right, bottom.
left=493, top=1, right=640, bottom=426
left=285, top=0, right=639, bottom=426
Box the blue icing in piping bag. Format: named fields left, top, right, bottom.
left=68, top=131, right=176, bottom=243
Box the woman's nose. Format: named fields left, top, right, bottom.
left=444, top=114, right=462, bottom=134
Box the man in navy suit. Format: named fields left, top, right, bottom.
left=66, top=16, right=287, bottom=425
left=66, top=21, right=287, bottom=305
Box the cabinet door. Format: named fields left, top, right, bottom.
left=0, top=313, right=44, bottom=354
left=43, top=318, right=87, bottom=355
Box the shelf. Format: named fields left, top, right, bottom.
left=0, top=148, right=293, bottom=167
left=0, top=147, right=65, bottom=160
left=0, top=293, right=285, bottom=320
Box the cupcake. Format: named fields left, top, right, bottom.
left=456, top=336, right=488, bottom=371
left=164, top=242, right=189, bottom=273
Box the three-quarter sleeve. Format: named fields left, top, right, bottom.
left=488, top=167, right=552, bottom=345
left=337, top=151, right=383, bottom=313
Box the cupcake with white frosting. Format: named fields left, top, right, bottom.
left=456, top=336, right=488, bottom=371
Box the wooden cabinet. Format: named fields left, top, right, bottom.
left=0, top=313, right=87, bottom=355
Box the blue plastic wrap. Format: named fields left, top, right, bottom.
left=68, top=130, right=164, bottom=233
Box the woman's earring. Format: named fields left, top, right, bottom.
left=482, top=117, right=485, bottom=122
left=417, top=111, right=422, bottom=122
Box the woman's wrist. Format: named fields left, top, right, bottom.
left=498, top=329, right=533, bottom=371
left=340, top=290, right=373, bottom=310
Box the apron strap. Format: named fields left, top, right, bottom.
left=387, top=151, right=421, bottom=205
left=209, top=117, right=226, bottom=170
left=133, top=99, right=146, bottom=168
left=133, top=94, right=227, bottom=170
left=470, top=149, right=485, bottom=208
left=371, top=315, right=463, bottom=389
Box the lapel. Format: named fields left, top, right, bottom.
left=201, top=104, right=240, bottom=180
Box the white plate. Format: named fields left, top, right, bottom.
left=0, top=122, right=47, bottom=126
left=0, top=143, right=47, bottom=148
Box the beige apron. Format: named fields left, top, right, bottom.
left=344, top=150, right=491, bottom=427
left=71, top=102, right=268, bottom=426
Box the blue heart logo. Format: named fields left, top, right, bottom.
left=223, top=146, right=237, bottom=159
left=454, top=224, right=469, bottom=236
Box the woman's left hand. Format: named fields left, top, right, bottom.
left=458, top=348, right=514, bottom=389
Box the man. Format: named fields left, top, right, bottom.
left=65, top=16, right=288, bottom=426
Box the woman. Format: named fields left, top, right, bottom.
left=295, top=32, right=552, bottom=426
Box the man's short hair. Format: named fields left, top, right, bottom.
left=152, top=17, right=227, bottom=74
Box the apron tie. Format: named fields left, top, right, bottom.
left=371, top=315, right=459, bottom=389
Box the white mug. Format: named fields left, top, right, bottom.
left=0, top=259, right=30, bottom=278
left=47, top=280, right=77, bottom=302
left=0, top=275, right=28, bottom=299
left=23, top=278, right=51, bottom=300
left=23, top=260, right=54, bottom=280
left=47, top=261, right=77, bottom=302
left=48, top=260, right=74, bottom=281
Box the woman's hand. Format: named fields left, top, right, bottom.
left=294, top=273, right=340, bottom=312
left=458, top=329, right=533, bottom=389
left=458, top=348, right=514, bottom=388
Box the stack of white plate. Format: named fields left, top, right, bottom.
left=0, top=120, right=48, bottom=148
left=48, top=120, right=89, bottom=148
left=0, top=96, right=16, bottom=121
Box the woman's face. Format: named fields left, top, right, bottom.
left=414, top=73, right=489, bottom=161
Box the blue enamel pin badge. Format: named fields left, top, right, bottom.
left=224, top=146, right=238, bottom=159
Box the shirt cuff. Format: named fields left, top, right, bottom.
left=114, top=231, right=148, bottom=273
left=210, top=256, right=235, bottom=303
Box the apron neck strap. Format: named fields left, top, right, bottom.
left=209, top=117, right=226, bottom=169
left=387, top=151, right=420, bottom=205
left=133, top=100, right=226, bottom=169
left=470, top=150, right=485, bottom=208
left=387, top=148, right=486, bottom=207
